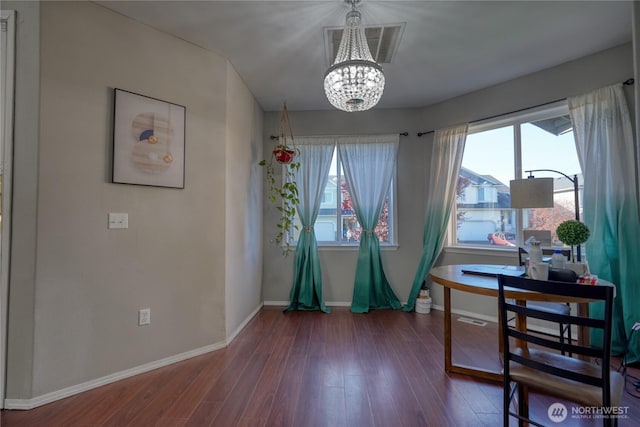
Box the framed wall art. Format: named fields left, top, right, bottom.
left=112, top=88, right=186, bottom=188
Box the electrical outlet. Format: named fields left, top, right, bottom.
left=138, top=308, right=150, bottom=326
left=108, top=213, right=128, bottom=229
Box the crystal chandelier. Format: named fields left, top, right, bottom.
left=324, top=0, right=385, bottom=112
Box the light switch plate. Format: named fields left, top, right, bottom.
left=138, top=308, right=150, bottom=326
left=108, top=213, right=128, bottom=229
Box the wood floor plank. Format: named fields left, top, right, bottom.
left=182, top=401, right=222, bottom=427
left=263, top=354, right=307, bottom=427
left=364, top=371, right=403, bottom=427
left=208, top=353, right=269, bottom=426
left=236, top=335, right=294, bottom=425
left=100, top=364, right=181, bottom=427
left=3, top=307, right=640, bottom=427
left=49, top=365, right=164, bottom=426
left=161, top=352, right=226, bottom=420
left=124, top=353, right=215, bottom=427
left=344, top=374, right=374, bottom=427
left=153, top=417, right=188, bottom=427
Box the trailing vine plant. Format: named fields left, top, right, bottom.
left=259, top=102, right=300, bottom=256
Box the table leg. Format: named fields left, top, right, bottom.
left=444, top=287, right=502, bottom=382
left=515, top=299, right=527, bottom=351
left=444, top=286, right=452, bottom=373
left=578, top=302, right=590, bottom=361
left=498, top=310, right=504, bottom=365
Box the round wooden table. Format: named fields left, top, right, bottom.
left=429, top=264, right=601, bottom=382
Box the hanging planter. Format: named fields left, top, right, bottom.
left=259, top=102, right=300, bottom=256
left=273, top=147, right=296, bottom=164
left=271, top=103, right=297, bottom=163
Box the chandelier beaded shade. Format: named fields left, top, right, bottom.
left=324, top=0, right=385, bottom=112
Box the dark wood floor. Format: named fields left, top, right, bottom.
left=2, top=307, right=639, bottom=426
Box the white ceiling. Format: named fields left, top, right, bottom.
left=95, top=1, right=633, bottom=112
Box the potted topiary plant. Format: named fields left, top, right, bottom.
left=556, top=220, right=590, bottom=274
left=259, top=102, right=300, bottom=256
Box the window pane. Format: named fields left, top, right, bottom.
left=314, top=149, right=339, bottom=242
left=340, top=182, right=391, bottom=243
left=292, top=146, right=394, bottom=245
left=456, top=126, right=515, bottom=247
left=521, top=120, right=579, bottom=247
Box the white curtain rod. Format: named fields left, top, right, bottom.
left=270, top=132, right=408, bottom=140
left=417, top=78, right=635, bottom=137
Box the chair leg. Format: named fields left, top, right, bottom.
left=517, top=384, right=529, bottom=427
left=604, top=415, right=613, bottom=427
left=503, top=385, right=510, bottom=427
left=567, top=322, right=572, bottom=357
left=558, top=323, right=566, bottom=356
left=603, top=413, right=619, bottom=427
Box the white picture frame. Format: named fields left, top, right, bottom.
left=112, top=88, right=185, bottom=188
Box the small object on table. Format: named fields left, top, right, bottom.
left=578, top=274, right=599, bottom=285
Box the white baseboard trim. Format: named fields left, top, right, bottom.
left=431, top=304, right=560, bottom=337
left=3, top=305, right=265, bottom=411
left=263, top=301, right=409, bottom=308
left=263, top=300, right=289, bottom=307
left=263, top=300, right=352, bottom=308
left=4, top=339, right=227, bottom=410
left=226, top=302, right=263, bottom=343
left=432, top=304, right=497, bottom=324
left=326, top=301, right=351, bottom=307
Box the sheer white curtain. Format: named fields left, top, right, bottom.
left=293, top=137, right=336, bottom=232
left=404, top=124, right=468, bottom=311
left=569, top=84, right=640, bottom=362
left=285, top=137, right=335, bottom=312
left=338, top=134, right=401, bottom=313
left=339, top=135, right=397, bottom=228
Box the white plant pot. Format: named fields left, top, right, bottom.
left=416, top=297, right=432, bottom=314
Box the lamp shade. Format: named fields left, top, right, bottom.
left=509, top=177, right=554, bottom=208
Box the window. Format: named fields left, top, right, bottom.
left=451, top=102, right=581, bottom=250
left=292, top=146, right=396, bottom=246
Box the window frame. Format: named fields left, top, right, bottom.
left=288, top=144, right=399, bottom=249
left=447, top=100, right=573, bottom=251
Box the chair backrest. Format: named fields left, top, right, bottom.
left=524, top=229, right=552, bottom=246
left=497, top=275, right=615, bottom=405
left=518, top=246, right=571, bottom=266
left=542, top=247, right=571, bottom=259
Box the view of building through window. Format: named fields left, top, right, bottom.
left=453, top=107, right=582, bottom=250
left=292, top=147, right=394, bottom=245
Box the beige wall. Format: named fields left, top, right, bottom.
left=5, top=1, right=263, bottom=402
left=4, top=0, right=41, bottom=401
left=3, top=0, right=636, bottom=406
left=262, top=43, right=635, bottom=319
left=225, top=63, right=264, bottom=338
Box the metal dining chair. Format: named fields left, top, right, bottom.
left=497, top=274, right=623, bottom=427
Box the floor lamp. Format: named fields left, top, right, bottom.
left=510, top=169, right=582, bottom=262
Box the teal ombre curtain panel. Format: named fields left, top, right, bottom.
left=404, top=124, right=468, bottom=312
left=569, top=84, right=640, bottom=363
left=285, top=137, right=335, bottom=312
left=338, top=134, right=401, bottom=313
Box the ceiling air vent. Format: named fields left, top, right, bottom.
left=325, top=23, right=405, bottom=66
